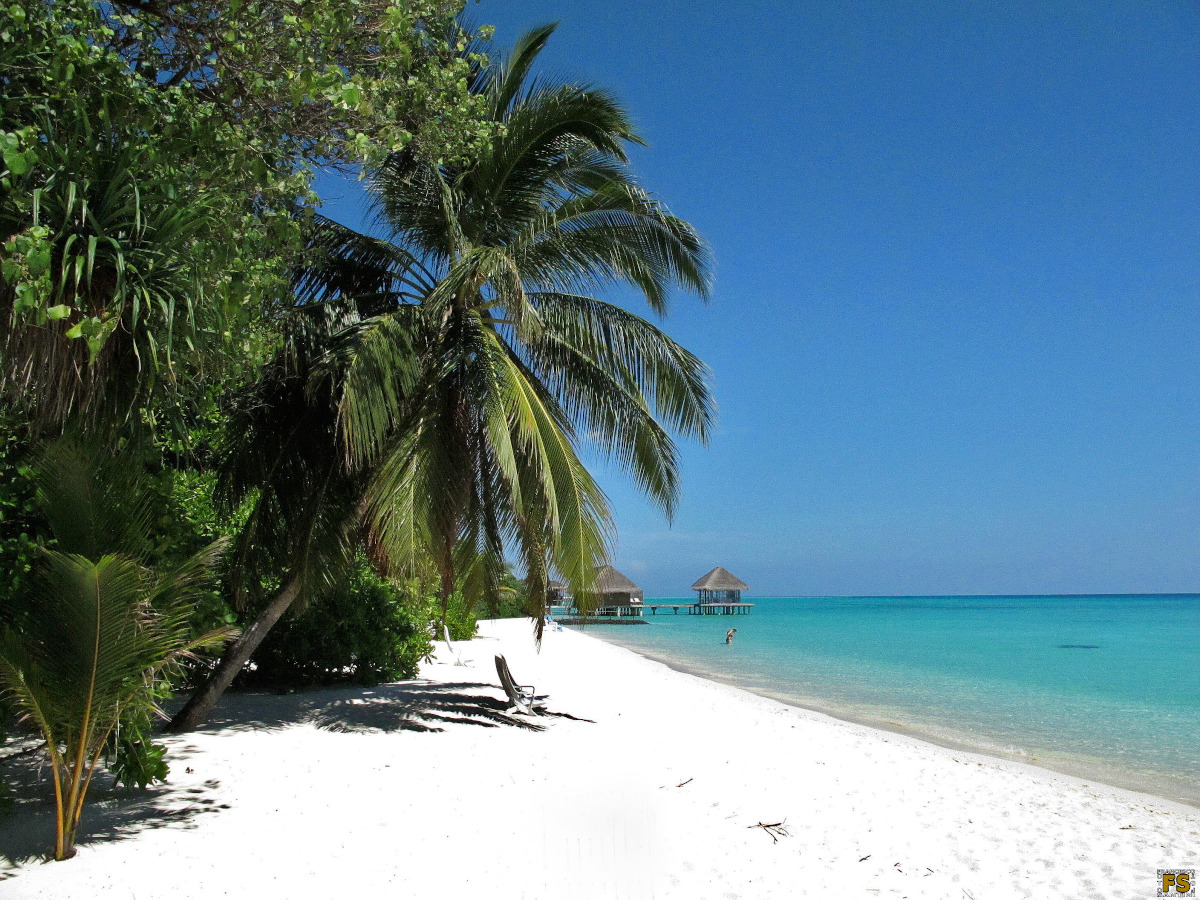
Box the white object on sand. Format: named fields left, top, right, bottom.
left=443, top=624, right=467, bottom=666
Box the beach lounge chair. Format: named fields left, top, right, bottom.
left=495, top=654, right=544, bottom=715
left=443, top=625, right=467, bottom=666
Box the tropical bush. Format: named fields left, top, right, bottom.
left=1, top=1, right=494, bottom=434
left=243, top=559, right=433, bottom=688
left=0, top=413, right=46, bottom=617
left=444, top=591, right=479, bottom=642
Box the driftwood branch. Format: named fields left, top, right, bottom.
left=748, top=820, right=790, bottom=843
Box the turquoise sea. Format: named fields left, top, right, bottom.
left=569, top=595, right=1200, bottom=806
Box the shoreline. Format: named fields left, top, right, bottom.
left=2, top=618, right=1196, bottom=899
left=578, top=628, right=1200, bottom=811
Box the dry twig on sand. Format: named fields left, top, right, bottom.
left=748, top=820, right=790, bottom=843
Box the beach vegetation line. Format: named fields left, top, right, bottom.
left=0, top=0, right=713, bottom=857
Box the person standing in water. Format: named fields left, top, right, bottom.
left=726, top=628, right=737, bottom=644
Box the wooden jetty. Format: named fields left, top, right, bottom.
left=696, top=601, right=754, bottom=615
left=644, top=603, right=692, bottom=614
left=548, top=565, right=755, bottom=618
left=644, top=601, right=754, bottom=615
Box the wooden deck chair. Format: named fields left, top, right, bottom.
left=443, top=624, right=468, bottom=666
left=495, top=655, right=544, bottom=715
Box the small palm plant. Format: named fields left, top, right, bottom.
left=0, top=442, right=233, bottom=860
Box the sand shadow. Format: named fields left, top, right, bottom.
left=0, top=749, right=228, bottom=873
left=183, top=679, right=550, bottom=734
left=1, top=678, right=575, bottom=872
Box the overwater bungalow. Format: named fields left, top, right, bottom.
left=690, top=567, right=753, bottom=615
left=546, top=580, right=568, bottom=607
left=594, top=565, right=645, bottom=617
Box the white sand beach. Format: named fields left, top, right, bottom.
left=2, top=618, right=1196, bottom=899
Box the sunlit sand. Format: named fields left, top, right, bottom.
left=2, top=619, right=1196, bottom=898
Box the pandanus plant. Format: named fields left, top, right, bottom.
left=0, top=103, right=229, bottom=435
left=0, top=442, right=233, bottom=860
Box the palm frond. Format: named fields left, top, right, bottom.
left=284, top=24, right=713, bottom=635
left=30, top=439, right=156, bottom=560
left=512, top=181, right=712, bottom=314
left=498, top=347, right=613, bottom=589
left=482, top=22, right=560, bottom=118
left=527, top=292, right=715, bottom=443
left=293, top=214, right=434, bottom=314
left=332, top=309, right=426, bottom=468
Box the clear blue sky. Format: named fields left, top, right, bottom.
left=317, top=0, right=1200, bottom=597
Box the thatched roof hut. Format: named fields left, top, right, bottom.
left=690, top=567, right=749, bottom=603
left=595, top=565, right=644, bottom=605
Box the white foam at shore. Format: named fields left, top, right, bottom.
left=2, top=618, right=1196, bottom=899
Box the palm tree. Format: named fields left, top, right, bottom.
left=338, top=22, right=715, bottom=621
left=165, top=307, right=367, bottom=733
left=166, top=23, right=714, bottom=731
left=0, top=442, right=232, bottom=860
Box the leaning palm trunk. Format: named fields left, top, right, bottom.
left=164, top=576, right=301, bottom=734
left=165, top=328, right=366, bottom=733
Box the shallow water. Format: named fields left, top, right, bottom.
left=568, top=595, right=1200, bottom=806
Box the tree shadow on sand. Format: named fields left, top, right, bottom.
left=186, top=679, right=573, bottom=734
left=0, top=749, right=230, bottom=873
left=0, top=678, right=587, bottom=873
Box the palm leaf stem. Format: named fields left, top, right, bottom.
left=59, top=565, right=104, bottom=859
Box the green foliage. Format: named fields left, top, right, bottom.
left=0, top=416, right=241, bottom=779
left=245, top=557, right=433, bottom=687
left=0, top=441, right=233, bottom=860
left=103, top=705, right=169, bottom=790
left=213, top=333, right=367, bottom=618
left=40, top=0, right=496, bottom=168
left=150, top=404, right=250, bottom=638
left=0, top=0, right=493, bottom=435
left=0, top=420, right=58, bottom=761
left=490, top=570, right=530, bottom=619
left=0, top=413, right=45, bottom=617
left=0, top=107, right=237, bottom=428
left=444, top=591, right=479, bottom=641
